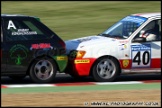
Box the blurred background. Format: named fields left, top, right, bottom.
left=2, top=1, right=160, bottom=40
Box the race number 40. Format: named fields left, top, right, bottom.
left=131, top=44, right=151, bottom=68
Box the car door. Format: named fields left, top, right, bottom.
left=130, top=18, right=161, bottom=70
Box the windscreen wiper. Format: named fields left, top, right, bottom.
left=110, top=35, right=125, bottom=39
left=97, top=33, right=111, bottom=37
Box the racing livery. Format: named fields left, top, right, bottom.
left=65, top=13, right=161, bottom=82
left=1, top=14, right=68, bottom=83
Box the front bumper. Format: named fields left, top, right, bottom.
left=65, top=58, right=96, bottom=76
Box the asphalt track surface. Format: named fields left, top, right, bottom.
left=1, top=73, right=161, bottom=85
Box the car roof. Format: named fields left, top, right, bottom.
left=1, top=14, right=37, bottom=18
left=131, top=12, right=161, bottom=18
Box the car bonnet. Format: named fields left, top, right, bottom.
left=65, top=35, right=120, bottom=53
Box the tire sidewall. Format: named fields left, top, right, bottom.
left=29, top=57, right=57, bottom=83
left=92, top=57, right=119, bottom=82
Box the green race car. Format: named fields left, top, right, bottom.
left=1, top=14, right=68, bottom=83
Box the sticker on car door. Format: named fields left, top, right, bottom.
left=131, top=44, right=151, bottom=68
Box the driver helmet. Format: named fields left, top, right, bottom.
left=139, top=30, right=156, bottom=41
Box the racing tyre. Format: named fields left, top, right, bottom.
left=92, top=57, right=120, bottom=82
left=29, top=57, right=57, bottom=83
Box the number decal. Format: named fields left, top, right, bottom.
left=133, top=51, right=141, bottom=65
left=143, top=51, right=150, bottom=65
left=133, top=51, right=150, bottom=66
left=131, top=44, right=151, bottom=68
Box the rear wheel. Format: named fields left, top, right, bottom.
left=92, top=57, right=120, bottom=82
left=29, top=57, right=57, bottom=83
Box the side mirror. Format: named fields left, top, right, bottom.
left=132, top=37, right=146, bottom=42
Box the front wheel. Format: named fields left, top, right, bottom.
left=29, top=57, right=57, bottom=83
left=92, top=57, right=120, bottom=82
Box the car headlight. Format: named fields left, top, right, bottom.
left=69, top=50, right=86, bottom=59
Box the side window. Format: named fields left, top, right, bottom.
left=3, top=18, right=52, bottom=41
left=23, top=21, right=44, bottom=35
left=158, top=20, right=161, bottom=40
left=134, top=19, right=161, bottom=42
left=1, top=26, right=3, bottom=42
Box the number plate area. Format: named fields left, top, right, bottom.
left=131, top=44, right=151, bottom=68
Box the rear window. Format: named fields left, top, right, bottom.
left=3, top=17, right=53, bottom=41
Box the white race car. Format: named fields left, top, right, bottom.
left=65, top=12, right=161, bottom=82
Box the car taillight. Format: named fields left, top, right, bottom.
left=59, top=40, right=65, bottom=49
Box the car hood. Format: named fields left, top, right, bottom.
left=65, top=35, right=121, bottom=53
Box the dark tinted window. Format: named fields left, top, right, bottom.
left=1, top=26, right=3, bottom=42
left=3, top=17, right=54, bottom=41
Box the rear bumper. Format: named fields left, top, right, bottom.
left=52, top=55, right=68, bottom=72
left=65, top=58, right=96, bottom=76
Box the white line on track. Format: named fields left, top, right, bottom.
left=2, top=81, right=144, bottom=88
left=96, top=81, right=143, bottom=85
left=5, top=84, right=55, bottom=88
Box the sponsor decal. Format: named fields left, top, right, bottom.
left=30, top=43, right=52, bottom=50
left=131, top=44, right=151, bottom=68
left=77, top=38, right=92, bottom=43
left=119, top=40, right=129, bottom=44
left=124, top=44, right=127, bottom=49
left=76, top=37, right=98, bottom=43
left=7, top=20, right=16, bottom=30
left=119, top=44, right=127, bottom=50
left=7, top=20, right=37, bottom=36
left=74, top=59, right=90, bottom=64
left=57, top=56, right=68, bottom=60
left=9, top=44, right=28, bottom=65
left=121, top=16, right=147, bottom=25
left=80, top=46, right=85, bottom=48
left=12, top=29, right=37, bottom=36
left=122, top=60, right=129, bottom=68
